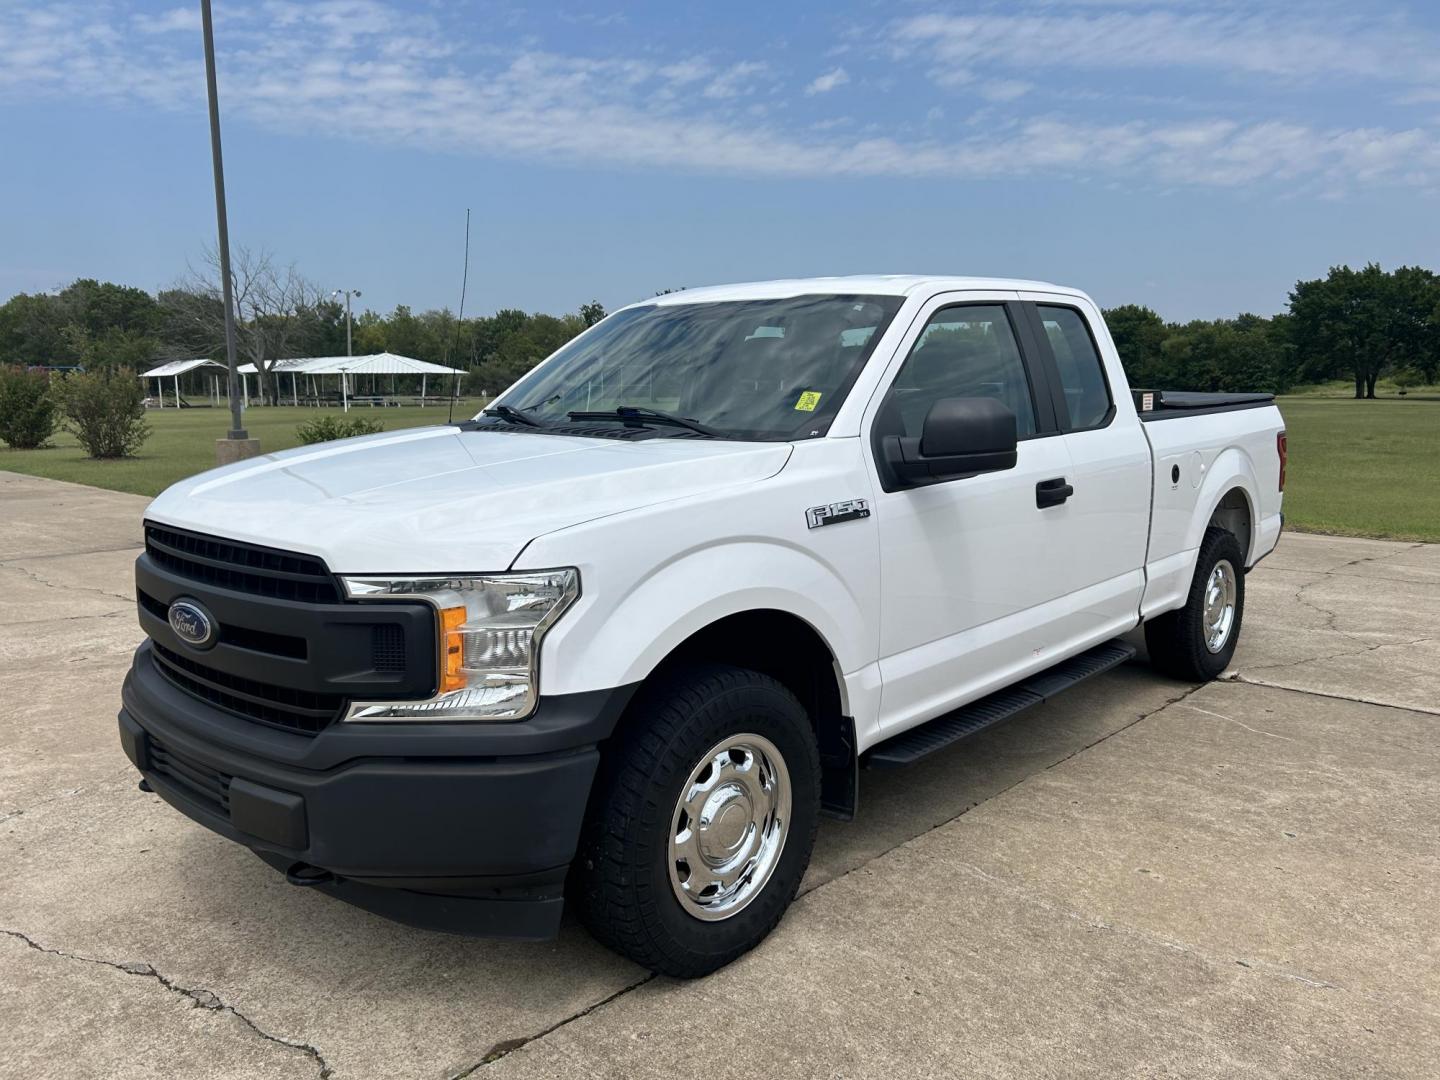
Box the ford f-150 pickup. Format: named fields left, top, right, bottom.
left=119, top=276, right=1286, bottom=976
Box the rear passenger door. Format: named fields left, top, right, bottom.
left=1016, top=294, right=1151, bottom=639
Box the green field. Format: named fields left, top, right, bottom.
left=0, top=403, right=485, bottom=498
left=1275, top=397, right=1439, bottom=542
left=2, top=395, right=1436, bottom=542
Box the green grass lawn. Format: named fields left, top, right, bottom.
left=0, top=402, right=485, bottom=498
left=2, top=395, right=1436, bottom=543
left=1275, top=396, right=1440, bottom=543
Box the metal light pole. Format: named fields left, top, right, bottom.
left=331, top=288, right=361, bottom=356
left=201, top=0, right=258, bottom=461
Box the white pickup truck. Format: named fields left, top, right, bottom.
left=119, top=276, right=1286, bottom=976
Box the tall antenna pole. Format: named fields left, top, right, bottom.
left=201, top=0, right=248, bottom=446
left=447, top=208, right=471, bottom=425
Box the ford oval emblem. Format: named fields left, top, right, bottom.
left=168, top=598, right=217, bottom=649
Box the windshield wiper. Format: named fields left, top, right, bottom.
left=483, top=403, right=547, bottom=428
left=566, top=406, right=727, bottom=438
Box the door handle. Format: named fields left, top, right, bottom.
left=1036, top=477, right=1074, bottom=508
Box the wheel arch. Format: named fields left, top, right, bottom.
left=1207, top=486, right=1255, bottom=567
left=619, top=608, right=859, bottom=821
left=1189, top=449, right=1261, bottom=567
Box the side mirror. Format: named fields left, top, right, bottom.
left=879, top=396, right=1018, bottom=490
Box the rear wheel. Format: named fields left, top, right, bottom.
left=1145, top=526, right=1246, bottom=681
left=573, top=664, right=820, bottom=978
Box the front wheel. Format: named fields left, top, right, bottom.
left=1145, top=525, right=1246, bottom=681
left=572, top=664, right=820, bottom=977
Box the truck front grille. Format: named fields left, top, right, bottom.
left=145, top=523, right=341, bottom=604
left=138, top=522, right=436, bottom=737
left=151, top=642, right=344, bottom=735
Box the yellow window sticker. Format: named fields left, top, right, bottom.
left=794, top=390, right=823, bottom=412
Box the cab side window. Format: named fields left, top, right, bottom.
left=877, top=305, right=1036, bottom=440
left=1037, top=306, right=1111, bottom=430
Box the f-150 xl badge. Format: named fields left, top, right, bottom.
left=806, top=499, right=870, bottom=529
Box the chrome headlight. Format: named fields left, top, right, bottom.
left=340, top=569, right=579, bottom=721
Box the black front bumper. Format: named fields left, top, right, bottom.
left=120, top=641, right=635, bottom=939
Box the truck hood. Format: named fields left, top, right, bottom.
left=145, top=426, right=792, bottom=572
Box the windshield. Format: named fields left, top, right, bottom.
left=484, top=294, right=905, bottom=441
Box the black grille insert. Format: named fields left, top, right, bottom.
left=371, top=624, right=406, bottom=672
left=151, top=642, right=343, bottom=735
left=137, top=587, right=307, bottom=660
left=145, top=523, right=340, bottom=603
left=149, top=736, right=232, bottom=818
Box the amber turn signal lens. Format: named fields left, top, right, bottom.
left=438, top=606, right=467, bottom=693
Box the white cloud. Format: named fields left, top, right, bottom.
left=702, top=61, right=766, bottom=100
left=1, top=1, right=1437, bottom=195
left=891, top=10, right=1440, bottom=86
left=133, top=7, right=198, bottom=34
left=979, top=79, right=1032, bottom=102
left=805, top=67, right=849, bottom=95
left=657, top=59, right=712, bottom=85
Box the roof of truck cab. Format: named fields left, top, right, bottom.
left=643, top=275, right=1087, bottom=306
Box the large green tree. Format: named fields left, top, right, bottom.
left=1160, top=317, right=1286, bottom=394
left=1288, top=263, right=1440, bottom=398
left=0, top=279, right=162, bottom=367
left=1101, top=304, right=1168, bottom=387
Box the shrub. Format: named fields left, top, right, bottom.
left=0, top=366, right=58, bottom=449
left=295, top=414, right=385, bottom=445
left=54, top=368, right=150, bottom=459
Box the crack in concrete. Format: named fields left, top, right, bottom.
left=1173, top=701, right=1294, bottom=741
left=0, top=561, right=134, bottom=603
left=1289, top=576, right=1356, bottom=639
left=1260, top=565, right=1439, bottom=588
left=448, top=974, right=657, bottom=1076
left=0, top=929, right=332, bottom=1078
left=1221, top=671, right=1440, bottom=717
left=1073, top=912, right=1343, bottom=991
left=1239, top=635, right=1435, bottom=677
left=4, top=607, right=132, bottom=626
left=0, top=544, right=143, bottom=563
left=1268, top=543, right=1432, bottom=644
left=1333, top=542, right=1428, bottom=570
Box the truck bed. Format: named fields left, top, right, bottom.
left=1131, top=389, right=1275, bottom=421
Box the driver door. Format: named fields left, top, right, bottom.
left=865, top=293, right=1079, bottom=735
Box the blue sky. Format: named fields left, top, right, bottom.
left=3, top=0, right=1439, bottom=321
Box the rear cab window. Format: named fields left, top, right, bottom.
left=1035, top=306, right=1113, bottom=431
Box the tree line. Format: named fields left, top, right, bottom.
left=3, top=259, right=1436, bottom=402
left=0, top=249, right=605, bottom=404
left=1106, top=263, right=1440, bottom=398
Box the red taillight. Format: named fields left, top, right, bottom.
left=1276, top=431, right=1287, bottom=492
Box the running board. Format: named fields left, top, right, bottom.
left=864, top=639, right=1137, bottom=769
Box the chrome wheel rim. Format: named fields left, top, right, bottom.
left=1203, top=559, right=1237, bottom=653
left=667, top=733, right=791, bottom=922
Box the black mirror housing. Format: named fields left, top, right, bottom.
left=878, top=396, right=1018, bottom=491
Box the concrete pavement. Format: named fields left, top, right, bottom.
left=1, top=470, right=1436, bottom=1079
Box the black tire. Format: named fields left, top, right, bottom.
left=1145, top=526, right=1246, bottom=681
left=572, top=663, right=820, bottom=978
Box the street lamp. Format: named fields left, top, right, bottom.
left=332, top=288, right=361, bottom=357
